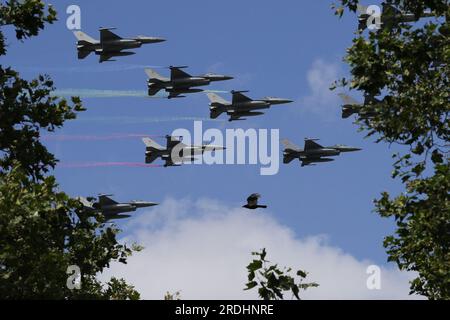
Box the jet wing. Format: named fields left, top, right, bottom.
left=77, top=50, right=92, bottom=60
left=100, top=28, right=122, bottom=43
left=164, top=157, right=183, bottom=167
left=105, top=214, right=132, bottom=221
left=170, top=67, right=191, bottom=80
left=145, top=152, right=160, bottom=164
left=232, top=91, right=253, bottom=104
left=99, top=52, right=117, bottom=63
left=304, top=139, right=324, bottom=151
left=168, top=92, right=186, bottom=99
left=98, top=195, right=118, bottom=206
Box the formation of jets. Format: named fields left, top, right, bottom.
left=74, top=3, right=436, bottom=220
left=142, top=135, right=225, bottom=167
left=78, top=194, right=158, bottom=221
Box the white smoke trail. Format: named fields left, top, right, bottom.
left=52, top=89, right=156, bottom=98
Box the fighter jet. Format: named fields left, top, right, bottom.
left=142, top=135, right=225, bottom=167
left=338, top=93, right=379, bottom=119
left=207, top=90, right=293, bottom=121
left=243, top=193, right=267, bottom=210
left=282, top=138, right=361, bottom=167
left=144, top=66, right=233, bottom=99
left=74, top=28, right=165, bottom=63
left=357, top=3, right=434, bottom=32
left=78, top=194, right=158, bottom=221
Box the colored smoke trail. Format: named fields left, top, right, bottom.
left=53, top=89, right=230, bottom=98
left=19, top=64, right=165, bottom=73
left=70, top=116, right=227, bottom=124
left=42, top=133, right=163, bottom=142
left=53, top=89, right=154, bottom=98
left=59, top=162, right=162, bottom=168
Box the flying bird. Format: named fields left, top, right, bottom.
left=243, top=193, right=267, bottom=210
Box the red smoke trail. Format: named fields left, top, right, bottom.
left=43, top=134, right=163, bottom=142
left=59, top=162, right=162, bottom=168
left=42, top=133, right=163, bottom=141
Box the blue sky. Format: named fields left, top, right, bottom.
left=6, top=0, right=405, bottom=270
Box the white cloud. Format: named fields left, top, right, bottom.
left=300, top=59, right=342, bottom=120
left=101, top=197, right=420, bottom=300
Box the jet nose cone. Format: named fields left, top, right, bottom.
left=206, top=74, right=234, bottom=81
left=140, top=37, right=166, bottom=43
left=264, top=97, right=294, bottom=104
left=271, top=98, right=294, bottom=105
left=341, top=146, right=362, bottom=152
left=149, top=37, right=166, bottom=43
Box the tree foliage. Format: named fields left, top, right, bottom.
left=0, top=0, right=140, bottom=299
left=244, top=248, right=318, bottom=300
left=334, top=0, right=449, bottom=299
left=0, top=68, right=85, bottom=179
left=0, top=166, right=140, bottom=299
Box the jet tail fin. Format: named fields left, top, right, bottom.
left=74, top=31, right=97, bottom=44
left=142, top=137, right=164, bottom=151
left=357, top=4, right=369, bottom=15
left=281, top=139, right=301, bottom=152
left=145, top=68, right=169, bottom=82
left=207, top=93, right=229, bottom=106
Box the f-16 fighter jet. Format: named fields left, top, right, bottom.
left=74, top=28, right=165, bottom=63
left=338, top=93, right=379, bottom=119
left=78, top=194, right=158, bottom=221
left=142, top=135, right=225, bottom=167
left=357, top=3, right=434, bottom=32
left=144, top=66, right=233, bottom=99
left=282, top=138, right=361, bottom=167
left=207, top=90, right=293, bottom=121
left=243, top=193, right=267, bottom=210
